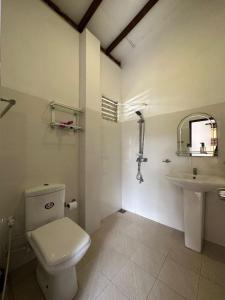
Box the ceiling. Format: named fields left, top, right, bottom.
left=49, top=0, right=161, bottom=65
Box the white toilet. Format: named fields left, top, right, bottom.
left=25, top=184, right=91, bottom=300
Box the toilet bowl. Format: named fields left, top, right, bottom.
left=25, top=184, right=91, bottom=300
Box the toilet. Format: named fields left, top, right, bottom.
left=25, top=184, right=91, bottom=300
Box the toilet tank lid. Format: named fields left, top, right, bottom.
left=25, top=184, right=65, bottom=197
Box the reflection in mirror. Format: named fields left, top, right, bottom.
left=177, top=113, right=218, bottom=157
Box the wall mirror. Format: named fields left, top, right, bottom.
left=177, top=113, right=218, bottom=157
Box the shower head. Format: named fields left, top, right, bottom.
left=135, top=111, right=144, bottom=120
left=135, top=110, right=142, bottom=116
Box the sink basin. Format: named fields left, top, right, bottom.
left=166, top=171, right=225, bottom=253
left=166, top=172, right=225, bottom=192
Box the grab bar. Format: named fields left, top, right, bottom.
left=0, top=98, right=16, bottom=119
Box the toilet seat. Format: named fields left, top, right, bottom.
left=26, top=217, right=91, bottom=274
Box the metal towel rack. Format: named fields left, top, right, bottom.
left=0, top=98, right=16, bottom=119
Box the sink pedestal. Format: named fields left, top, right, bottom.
left=183, top=190, right=205, bottom=252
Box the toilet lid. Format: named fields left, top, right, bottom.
left=30, top=217, right=90, bottom=266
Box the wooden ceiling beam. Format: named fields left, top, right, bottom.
left=101, top=47, right=121, bottom=67
left=41, top=0, right=121, bottom=67
left=78, top=0, right=103, bottom=33
left=106, top=0, right=159, bottom=54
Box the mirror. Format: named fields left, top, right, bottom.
left=177, top=113, right=218, bottom=157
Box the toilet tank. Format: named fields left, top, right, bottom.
left=25, top=184, right=65, bottom=232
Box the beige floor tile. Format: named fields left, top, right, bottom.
left=201, top=256, right=225, bottom=287
left=11, top=274, right=44, bottom=300
left=131, top=242, right=166, bottom=277
left=168, top=246, right=202, bottom=274
left=89, top=246, right=129, bottom=280
left=8, top=212, right=225, bottom=300
left=122, top=222, right=149, bottom=241
left=101, top=229, right=140, bottom=258
left=10, top=259, right=37, bottom=288
left=113, top=261, right=156, bottom=300
left=170, top=229, right=185, bottom=249
left=77, top=260, right=110, bottom=299
left=148, top=280, right=186, bottom=300
left=143, top=227, right=174, bottom=255
left=197, top=277, right=225, bottom=300
left=101, top=214, right=131, bottom=233
left=96, top=282, right=129, bottom=300
left=159, top=258, right=199, bottom=300
left=118, top=211, right=150, bottom=225
left=203, top=241, right=225, bottom=264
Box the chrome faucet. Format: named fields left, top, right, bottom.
left=193, top=168, right=198, bottom=176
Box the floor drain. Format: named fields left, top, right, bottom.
left=118, top=208, right=126, bottom=214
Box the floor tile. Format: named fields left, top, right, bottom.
left=203, top=241, right=225, bottom=263
left=10, top=259, right=37, bottom=288
left=197, top=277, right=225, bottom=300
left=131, top=242, right=166, bottom=277
left=143, top=227, right=174, bottom=255
left=168, top=246, right=202, bottom=274
left=159, top=258, right=199, bottom=300
left=101, top=214, right=131, bottom=233
left=148, top=280, right=186, bottom=300
left=8, top=212, right=225, bottom=300
left=201, top=256, right=225, bottom=287
left=77, top=260, right=110, bottom=299
left=11, top=274, right=44, bottom=300
left=102, top=229, right=140, bottom=258
left=90, top=246, right=129, bottom=280
left=96, top=282, right=129, bottom=300
left=122, top=222, right=148, bottom=241
left=113, top=261, right=156, bottom=300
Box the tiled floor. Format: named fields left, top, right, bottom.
left=4, top=211, right=225, bottom=300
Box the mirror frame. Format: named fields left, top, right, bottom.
left=177, top=112, right=218, bottom=157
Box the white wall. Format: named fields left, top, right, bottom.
left=0, top=0, right=80, bottom=268
left=122, top=102, right=225, bottom=247
left=1, top=0, right=79, bottom=106
left=121, top=0, right=225, bottom=247
left=79, top=29, right=101, bottom=234
left=100, top=53, right=122, bottom=219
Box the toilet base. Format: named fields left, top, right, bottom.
left=36, top=263, right=78, bottom=300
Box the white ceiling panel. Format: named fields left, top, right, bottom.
left=49, top=0, right=164, bottom=64
left=87, top=0, right=149, bottom=48
left=111, top=38, right=134, bottom=64
left=52, top=0, right=92, bottom=24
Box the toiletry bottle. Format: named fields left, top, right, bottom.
left=200, top=142, right=205, bottom=154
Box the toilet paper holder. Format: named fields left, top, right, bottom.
left=64, top=199, right=78, bottom=208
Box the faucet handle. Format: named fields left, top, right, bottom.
left=162, top=159, right=171, bottom=163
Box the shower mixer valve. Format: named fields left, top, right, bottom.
left=136, top=156, right=148, bottom=163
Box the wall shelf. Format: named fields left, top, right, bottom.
left=49, top=101, right=83, bottom=132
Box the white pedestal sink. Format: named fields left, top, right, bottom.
left=166, top=172, right=225, bottom=252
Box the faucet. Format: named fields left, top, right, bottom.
left=193, top=168, right=198, bottom=176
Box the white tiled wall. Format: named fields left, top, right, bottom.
left=121, top=102, right=225, bottom=247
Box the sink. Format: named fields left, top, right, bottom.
left=166, top=172, right=225, bottom=253
left=166, top=172, right=225, bottom=192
